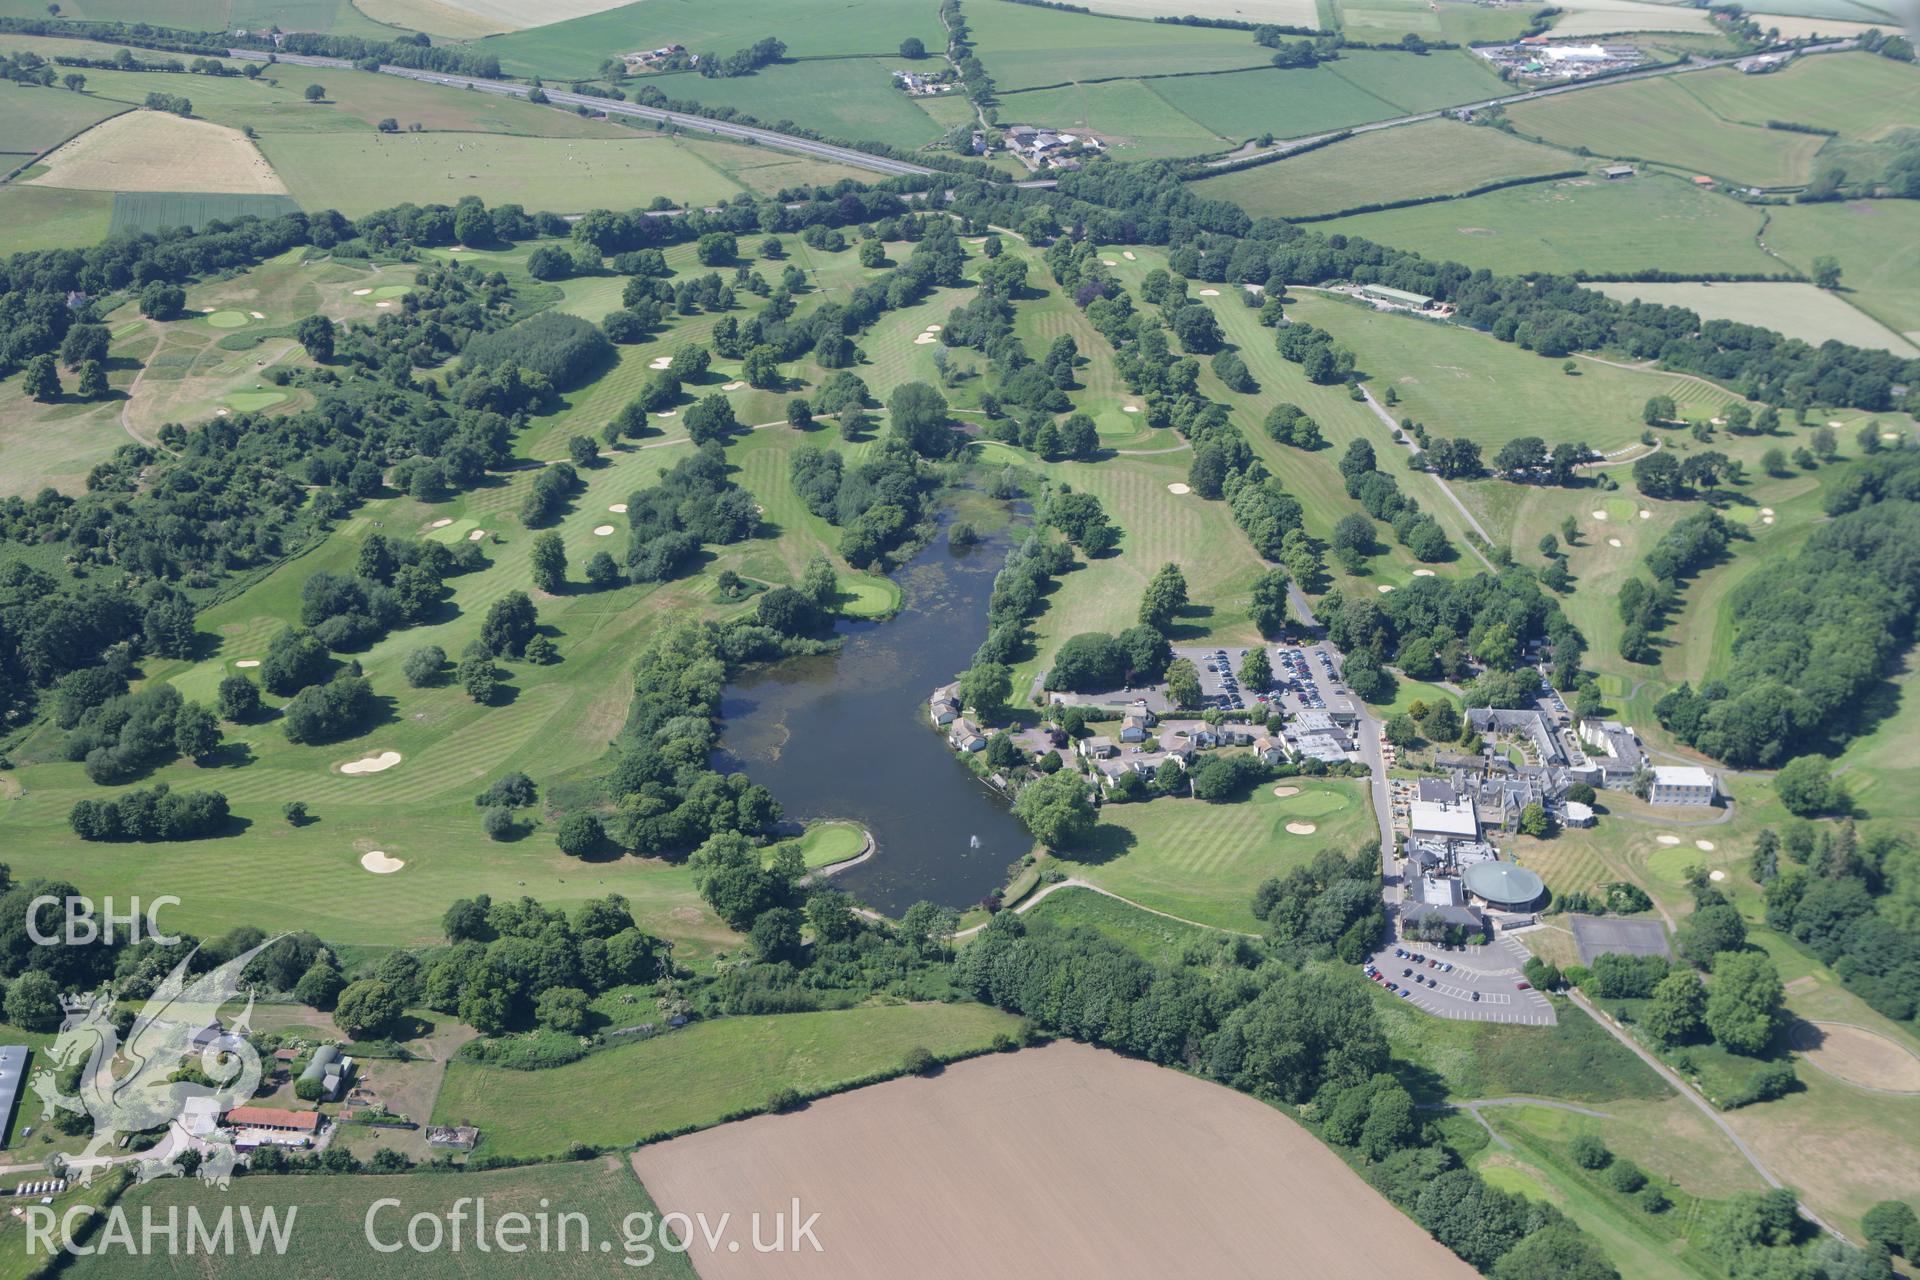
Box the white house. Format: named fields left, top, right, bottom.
left=1649, top=765, right=1717, bottom=806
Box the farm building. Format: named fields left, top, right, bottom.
left=1602, top=164, right=1635, bottom=180
left=299, top=1044, right=354, bottom=1102
left=1356, top=283, right=1435, bottom=311
left=0, top=1047, right=27, bottom=1139
left=1649, top=765, right=1717, bottom=806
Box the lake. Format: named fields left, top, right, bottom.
left=713, top=516, right=1034, bottom=916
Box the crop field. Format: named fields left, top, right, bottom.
left=255, top=130, right=752, bottom=215
left=0, top=185, right=115, bottom=254
left=1542, top=0, right=1719, bottom=35
left=636, top=60, right=946, bottom=152
left=1068, top=780, right=1374, bottom=931
left=1504, top=74, right=1827, bottom=187
left=965, top=1, right=1269, bottom=92
left=58, top=1160, right=699, bottom=1280
left=481, top=0, right=947, bottom=79
left=27, top=110, right=288, bottom=194
left=1339, top=0, right=1549, bottom=44
left=1195, top=120, right=1578, bottom=219
left=109, top=192, right=304, bottom=235
left=0, top=0, right=395, bottom=34
left=1322, top=173, right=1778, bottom=276
left=1589, top=281, right=1920, bottom=357
left=433, top=1005, right=1024, bottom=1156
left=634, top=1041, right=1478, bottom=1280
left=1080, top=0, right=1319, bottom=19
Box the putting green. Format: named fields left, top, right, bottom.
left=368, top=285, right=412, bottom=300
left=1603, top=497, right=1638, bottom=522
left=790, top=820, right=868, bottom=870
left=205, top=310, right=250, bottom=329
left=1269, top=787, right=1352, bottom=819
left=837, top=573, right=901, bottom=618
left=425, top=517, right=480, bottom=544
left=224, top=390, right=286, bottom=411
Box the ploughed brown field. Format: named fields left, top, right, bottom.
left=632, top=1040, right=1475, bottom=1280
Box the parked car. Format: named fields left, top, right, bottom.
left=1516, top=981, right=1531, bottom=990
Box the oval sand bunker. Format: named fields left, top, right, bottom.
left=1285, top=822, right=1318, bottom=835
left=1166, top=483, right=1191, bottom=495
left=429, top=518, right=453, bottom=528
left=593, top=525, right=616, bottom=536
left=1696, top=839, right=1716, bottom=851
left=609, top=503, right=628, bottom=513
left=1272, top=786, right=1300, bottom=798
left=468, top=529, right=487, bottom=541
left=340, top=750, right=402, bottom=775
left=360, top=850, right=405, bottom=874
left=1656, top=834, right=1682, bottom=846
left=234, top=659, right=260, bottom=668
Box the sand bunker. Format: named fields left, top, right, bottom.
left=1102, top=258, right=1117, bottom=266
left=1709, top=869, right=1726, bottom=882
left=1638, top=510, right=1651, bottom=520
left=352, top=288, right=373, bottom=296
left=1607, top=538, right=1623, bottom=547
left=360, top=850, right=405, bottom=874
left=722, top=381, right=746, bottom=390
left=249, top=310, right=266, bottom=319
left=1828, top=420, right=1844, bottom=428
left=1285, top=822, right=1318, bottom=835
left=1123, top=251, right=1136, bottom=260
left=1656, top=835, right=1682, bottom=846
left=468, top=529, right=487, bottom=541
left=648, top=357, right=673, bottom=370
left=214, top=408, right=231, bottom=416
left=1377, top=584, right=1394, bottom=593
left=1122, top=405, right=1139, bottom=413
left=1791, top=1021, right=1920, bottom=1094
left=1883, top=431, right=1901, bottom=442
left=429, top=518, right=453, bottom=528
left=926, top=325, right=943, bottom=332
left=1591, top=510, right=1608, bottom=520
left=593, top=524, right=615, bottom=536
left=376, top=301, right=393, bottom=308
left=1198, top=288, right=1220, bottom=297
left=1166, top=483, right=1191, bottom=495
left=609, top=503, right=628, bottom=513
left=1412, top=569, right=1435, bottom=577
left=914, top=333, right=938, bottom=345
left=1761, top=516, right=1775, bottom=525
left=1759, top=507, right=1774, bottom=516
left=339, top=750, right=402, bottom=775
left=1272, top=786, right=1300, bottom=798
left=1696, top=839, right=1716, bottom=851
left=656, top=410, right=676, bottom=418
left=234, top=659, right=260, bottom=668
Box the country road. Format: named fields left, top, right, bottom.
left=228, top=49, right=941, bottom=179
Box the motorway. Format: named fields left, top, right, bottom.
left=226, top=48, right=941, bottom=179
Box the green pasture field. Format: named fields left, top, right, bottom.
left=635, top=60, right=945, bottom=152
left=1287, top=291, right=1735, bottom=452
left=431, top=1004, right=1023, bottom=1156
left=996, top=80, right=1226, bottom=159
left=1589, top=281, right=1919, bottom=357
left=0, top=83, right=127, bottom=157
left=964, top=0, right=1268, bottom=92
left=1019, top=885, right=1213, bottom=963
left=257, top=130, right=755, bottom=216
left=1681, top=52, right=1920, bottom=142
left=1322, top=172, right=1778, bottom=277
left=1541, top=0, right=1719, bottom=37
left=1502, top=73, right=1827, bottom=188
left=0, top=184, right=114, bottom=254
left=480, top=0, right=947, bottom=79
left=57, top=1161, right=699, bottom=1280
left=1195, top=120, right=1578, bottom=220
left=109, top=192, right=304, bottom=235
left=1758, top=200, right=1920, bottom=343
left=0, top=0, right=396, bottom=32
left=1314, top=48, right=1509, bottom=115
left=1061, top=779, right=1373, bottom=932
